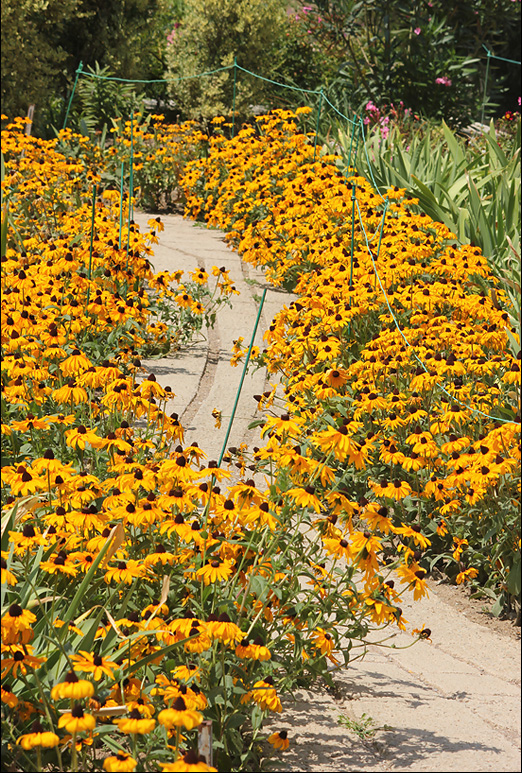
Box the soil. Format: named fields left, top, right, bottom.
left=428, top=575, right=521, bottom=642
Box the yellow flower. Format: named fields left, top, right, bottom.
left=158, top=697, right=203, bottom=729
left=456, top=567, right=479, bottom=584
left=392, top=523, right=431, bottom=549
left=250, top=677, right=282, bottom=713
left=114, top=709, right=156, bottom=734
left=103, top=751, right=137, bottom=772
left=267, top=730, right=289, bottom=750
left=196, top=558, right=234, bottom=585
left=1, top=644, right=46, bottom=678
left=58, top=704, right=96, bottom=733
left=17, top=721, right=60, bottom=750
left=51, top=671, right=95, bottom=701
left=310, top=627, right=335, bottom=658
left=160, top=749, right=217, bottom=770
left=70, top=651, right=118, bottom=681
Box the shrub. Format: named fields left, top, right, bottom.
left=164, top=0, right=287, bottom=121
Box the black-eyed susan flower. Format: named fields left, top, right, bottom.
left=383, top=478, right=413, bottom=501
left=1, top=604, right=36, bottom=641
left=52, top=379, right=88, bottom=405
left=196, top=557, right=234, bottom=585
left=286, top=485, right=322, bottom=513
left=60, top=349, right=92, bottom=377
left=57, top=703, right=96, bottom=733
left=70, top=650, right=118, bottom=681
left=322, top=536, right=352, bottom=560
left=104, top=559, right=148, bottom=584
left=456, top=567, right=479, bottom=584
left=126, top=695, right=156, bottom=718
left=267, top=729, right=289, bottom=751
left=310, top=627, right=336, bottom=658
left=250, top=677, right=282, bottom=713
left=103, top=751, right=137, bottom=772
left=158, top=696, right=203, bottom=729
left=396, top=563, right=430, bottom=600
left=160, top=748, right=217, bottom=770
left=452, top=537, right=469, bottom=561
left=1, top=554, right=17, bottom=585
left=206, top=612, right=243, bottom=645
left=114, top=708, right=156, bottom=734
left=51, top=670, right=95, bottom=700
left=392, top=523, right=431, bottom=549
left=1, top=685, right=19, bottom=708
left=16, top=720, right=60, bottom=750
left=171, top=663, right=200, bottom=683
left=1, top=644, right=46, bottom=678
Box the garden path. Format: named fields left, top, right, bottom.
left=134, top=211, right=521, bottom=773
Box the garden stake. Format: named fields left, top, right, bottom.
left=24, top=105, right=35, bottom=136
left=217, top=287, right=267, bottom=467
left=62, top=61, right=83, bottom=131
left=125, top=112, right=135, bottom=296
left=118, top=161, right=124, bottom=249
left=313, top=90, right=324, bottom=161
left=198, top=721, right=213, bottom=768
left=85, top=185, right=97, bottom=306
left=347, top=183, right=356, bottom=339
left=346, top=116, right=358, bottom=173
left=232, top=57, right=237, bottom=138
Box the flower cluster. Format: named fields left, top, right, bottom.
left=180, top=107, right=520, bottom=608
left=1, top=112, right=436, bottom=772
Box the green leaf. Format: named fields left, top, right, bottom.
left=248, top=419, right=265, bottom=429
left=490, top=595, right=504, bottom=617
left=225, top=712, right=247, bottom=729
left=506, top=559, right=521, bottom=597
left=60, top=523, right=123, bottom=625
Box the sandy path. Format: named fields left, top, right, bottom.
left=134, top=211, right=521, bottom=773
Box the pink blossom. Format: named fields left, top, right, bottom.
left=414, top=27, right=421, bottom=35
left=365, top=101, right=380, bottom=115
left=166, top=22, right=180, bottom=45
left=435, top=76, right=452, bottom=87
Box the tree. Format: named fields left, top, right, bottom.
left=1, top=0, right=177, bottom=133
left=1, top=0, right=78, bottom=120
left=164, top=0, right=287, bottom=120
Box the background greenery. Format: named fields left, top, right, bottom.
left=2, top=0, right=520, bottom=135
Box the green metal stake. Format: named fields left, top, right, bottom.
left=349, top=183, right=356, bottom=289
left=63, top=61, right=83, bottom=131
left=347, top=183, right=356, bottom=339
left=481, top=50, right=491, bottom=125
left=352, top=126, right=361, bottom=174
left=125, top=112, right=135, bottom=294
left=346, top=117, right=358, bottom=173
left=313, top=90, right=324, bottom=161
left=217, top=288, right=267, bottom=467
left=118, top=161, right=124, bottom=249
left=232, top=57, right=238, bottom=138
left=86, top=185, right=97, bottom=306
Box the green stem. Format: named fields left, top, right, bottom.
left=71, top=732, right=78, bottom=772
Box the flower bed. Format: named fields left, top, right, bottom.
left=1, top=116, right=434, bottom=772
left=180, top=108, right=521, bottom=615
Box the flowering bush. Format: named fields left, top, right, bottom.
left=180, top=108, right=521, bottom=616
left=1, top=114, right=434, bottom=772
